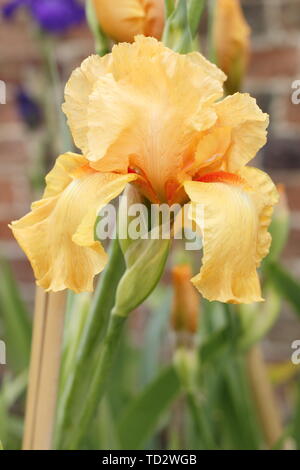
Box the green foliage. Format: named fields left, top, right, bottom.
left=266, top=261, right=300, bottom=317
left=117, top=366, right=181, bottom=449
left=0, top=258, right=31, bottom=373
left=163, top=0, right=194, bottom=53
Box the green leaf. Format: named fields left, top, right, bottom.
left=164, top=0, right=175, bottom=18
left=113, top=238, right=170, bottom=316
left=266, top=261, right=300, bottom=316
left=0, top=258, right=31, bottom=372
left=0, top=372, right=27, bottom=450
left=200, top=325, right=231, bottom=364
left=238, top=286, right=281, bottom=351
left=162, top=0, right=194, bottom=53
left=117, top=366, right=181, bottom=449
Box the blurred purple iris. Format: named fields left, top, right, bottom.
left=16, top=88, right=43, bottom=129
left=2, top=0, right=85, bottom=34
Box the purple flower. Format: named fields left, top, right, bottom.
left=16, top=88, right=43, bottom=129
left=2, top=0, right=85, bottom=34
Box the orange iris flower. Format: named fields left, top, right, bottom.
left=11, top=37, right=278, bottom=303
left=92, top=0, right=165, bottom=43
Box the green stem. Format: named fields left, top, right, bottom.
left=186, top=390, right=215, bottom=450
left=188, top=0, right=206, bottom=38
left=208, top=0, right=217, bottom=64
left=65, top=314, right=126, bottom=450
left=55, top=238, right=125, bottom=448
left=86, top=0, right=110, bottom=57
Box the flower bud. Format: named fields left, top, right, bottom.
left=173, top=347, right=198, bottom=392
left=92, top=0, right=165, bottom=43
left=213, top=0, right=250, bottom=94
left=171, top=264, right=199, bottom=334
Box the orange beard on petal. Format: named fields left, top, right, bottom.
left=195, top=171, right=247, bottom=187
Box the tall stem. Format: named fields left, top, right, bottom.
left=186, top=390, right=215, bottom=450
left=55, top=238, right=125, bottom=448
left=65, top=314, right=126, bottom=450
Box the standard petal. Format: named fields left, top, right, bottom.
left=62, top=54, right=112, bottom=154
left=184, top=169, right=278, bottom=303
left=89, top=36, right=224, bottom=200
left=214, top=93, right=269, bottom=172
left=11, top=157, right=136, bottom=293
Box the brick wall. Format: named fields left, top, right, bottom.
left=0, top=0, right=299, bottom=318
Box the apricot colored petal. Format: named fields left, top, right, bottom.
left=215, top=93, right=269, bottom=171
left=62, top=54, right=112, bottom=154
left=184, top=168, right=278, bottom=303
left=11, top=161, right=136, bottom=293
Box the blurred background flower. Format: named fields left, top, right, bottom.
left=92, top=0, right=165, bottom=43
left=2, top=0, right=85, bottom=34
left=213, top=0, right=250, bottom=94
left=15, top=88, right=43, bottom=130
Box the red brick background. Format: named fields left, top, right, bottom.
left=0, top=0, right=299, bottom=348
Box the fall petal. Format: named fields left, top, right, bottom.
left=184, top=169, right=278, bottom=303
left=11, top=158, right=136, bottom=293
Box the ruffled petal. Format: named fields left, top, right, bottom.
left=88, top=36, right=225, bottom=200
left=214, top=93, right=269, bottom=172
left=62, top=54, right=112, bottom=154
left=11, top=154, right=136, bottom=293
left=184, top=168, right=278, bottom=303
left=43, top=152, right=87, bottom=198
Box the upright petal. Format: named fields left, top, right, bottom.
left=88, top=37, right=224, bottom=200
left=11, top=153, right=136, bottom=293
left=214, top=93, right=269, bottom=172
left=184, top=168, right=278, bottom=303
left=62, top=54, right=112, bottom=154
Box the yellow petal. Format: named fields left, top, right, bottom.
left=215, top=92, right=269, bottom=172
left=43, top=152, right=87, bottom=198
left=11, top=154, right=136, bottom=293
left=86, top=74, right=135, bottom=171
left=62, top=37, right=229, bottom=203
left=184, top=168, right=278, bottom=303
left=62, top=54, right=112, bottom=155
left=192, top=126, right=232, bottom=173
left=87, top=37, right=224, bottom=201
